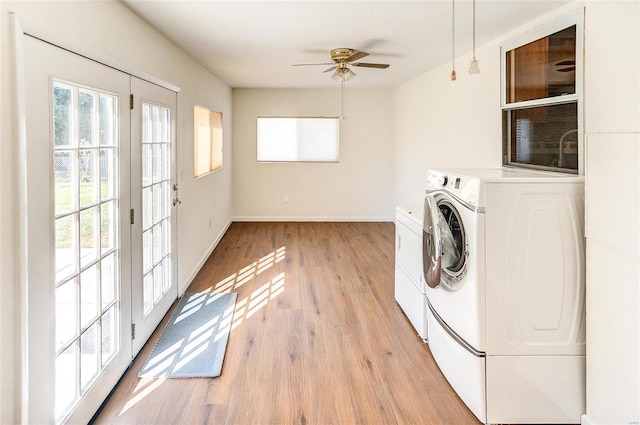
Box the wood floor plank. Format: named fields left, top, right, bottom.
left=93, top=222, right=481, bottom=425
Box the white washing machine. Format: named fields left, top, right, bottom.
left=422, top=168, right=586, bottom=424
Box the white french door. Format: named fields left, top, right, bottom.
left=24, top=36, right=132, bottom=424
left=23, top=37, right=178, bottom=423
left=130, top=77, right=178, bottom=356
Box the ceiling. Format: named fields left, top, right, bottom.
left=122, top=0, right=571, bottom=89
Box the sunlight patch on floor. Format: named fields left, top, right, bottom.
left=121, top=247, right=288, bottom=415
left=204, top=246, right=288, bottom=330
left=120, top=378, right=165, bottom=415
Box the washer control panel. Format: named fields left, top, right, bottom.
left=426, top=169, right=481, bottom=209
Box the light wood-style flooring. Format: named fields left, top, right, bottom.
left=94, top=222, right=480, bottom=424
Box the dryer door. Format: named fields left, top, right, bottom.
left=423, top=194, right=442, bottom=288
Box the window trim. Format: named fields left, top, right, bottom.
left=500, top=9, right=585, bottom=175
left=500, top=9, right=584, bottom=109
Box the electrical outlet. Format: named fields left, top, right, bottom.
left=283, top=195, right=289, bottom=203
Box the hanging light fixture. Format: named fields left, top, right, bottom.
left=468, top=0, right=480, bottom=74
left=450, top=0, right=456, bottom=81
left=332, top=65, right=356, bottom=82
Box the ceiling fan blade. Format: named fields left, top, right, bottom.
left=557, top=66, right=575, bottom=72
left=351, top=62, right=390, bottom=69
left=345, top=51, right=369, bottom=62
left=291, top=62, right=334, bottom=67
left=322, top=65, right=338, bottom=73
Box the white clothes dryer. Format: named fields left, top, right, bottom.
left=422, top=168, right=585, bottom=425
left=395, top=204, right=427, bottom=340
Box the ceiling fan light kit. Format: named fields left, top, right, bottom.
left=332, top=66, right=356, bottom=82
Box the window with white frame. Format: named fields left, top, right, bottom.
left=501, top=11, right=583, bottom=174
left=257, top=117, right=339, bottom=162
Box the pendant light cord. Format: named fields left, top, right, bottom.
left=451, top=0, right=457, bottom=80
left=472, top=0, right=476, bottom=58
left=468, top=0, right=480, bottom=74
left=340, top=80, right=345, bottom=120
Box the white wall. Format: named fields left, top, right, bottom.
left=175, top=61, right=233, bottom=293
left=0, top=1, right=232, bottom=422
left=392, top=44, right=502, bottom=206
left=582, top=2, right=639, bottom=424
left=392, top=2, right=640, bottom=424
left=233, top=88, right=394, bottom=221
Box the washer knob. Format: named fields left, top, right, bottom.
left=438, top=175, right=448, bottom=187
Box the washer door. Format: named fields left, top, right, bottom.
left=423, top=195, right=442, bottom=288
left=438, top=200, right=468, bottom=290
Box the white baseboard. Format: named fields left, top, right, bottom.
left=582, top=414, right=639, bottom=425
left=232, top=216, right=394, bottom=222
left=179, top=218, right=233, bottom=295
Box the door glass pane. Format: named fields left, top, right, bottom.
left=55, top=214, right=78, bottom=282
left=79, top=206, right=99, bottom=268
left=162, top=181, right=170, bottom=218
left=143, top=229, right=152, bottom=274
left=141, top=101, right=172, bottom=316
left=143, top=273, right=153, bottom=314
left=78, top=91, right=95, bottom=147
left=142, top=144, right=152, bottom=186
left=79, top=149, right=98, bottom=207
left=99, top=94, right=116, bottom=146
left=152, top=183, right=161, bottom=225
left=80, top=322, right=100, bottom=390
left=101, top=305, right=118, bottom=365
left=152, top=224, right=160, bottom=265
left=54, top=85, right=73, bottom=147
left=152, top=144, right=162, bottom=184
left=142, top=186, right=152, bottom=230
left=101, top=200, right=116, bottom=253
left=100, top=148, right=116, bottom=200
left=101, top=253, right=117, bottom=308
left=153, top=262, right=163, bottom=303
left=55, top=342, right=78, bottom=419
left=54, top=151, right=76, bottom=215
left=161, top=219, right=170, bottom=257
left=80, top=264, right=99, bottom=329
left=53, top=81, right=120, bottom=420
left=55, top=277, right=78, bottom=351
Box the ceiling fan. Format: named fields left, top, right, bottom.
left=555, top=60, right=575, bottom=73
left=292, top=48, right=390, bottom=82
